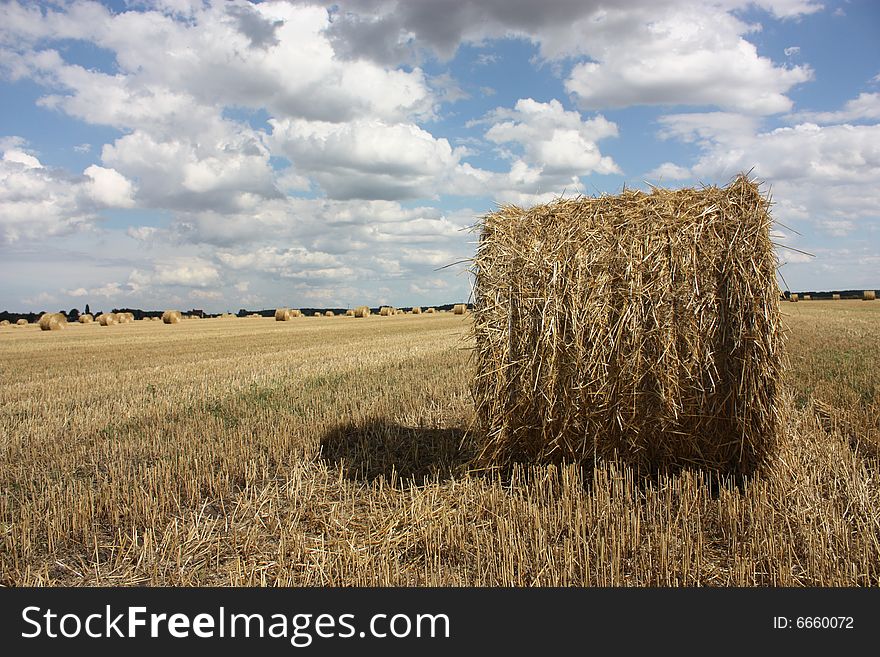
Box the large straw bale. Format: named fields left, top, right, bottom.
left=453, top=304, right=467, bottom=314
left=162, top=310, right=182, bottom=324
left=97, top=313, right=116, bottom=326
left=864, top=290, right=876, bottom=301
left=345, top=309, right=355, bottom=316
left=0, top=319, right=9, bottom=326
left=325, top=310, right=335, bottom=316
left=38, top=312, right=66, bottom=331
left=354, top=306, right=371, bottom=318
left=275, top=308, right=292, bottom=321
left=472, top=175, right=784, bottom=476
left=16, top=318, right=28, bottom=325
left=78, top=314, right=94, bottom=324
left=411, top=306, right=422, bottom=314
left=379, top=306, right=393, bottom=316
left=832, top=294, right=841, bottom=300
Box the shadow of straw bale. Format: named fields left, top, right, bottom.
left=319, top=419, right=474, bottom=484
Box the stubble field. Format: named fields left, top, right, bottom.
left=1, top=302, right=879, bottom=586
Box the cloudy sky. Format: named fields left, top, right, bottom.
left=1, top=0, right=878, bottom=312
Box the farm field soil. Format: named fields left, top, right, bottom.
left=1, top=302, right=879, bottom=585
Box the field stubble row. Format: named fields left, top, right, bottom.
left=1, top=304, right=879, bottom=585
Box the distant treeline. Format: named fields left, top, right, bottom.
left=0, top=303, right=474, bottom=323
left=782, top=289, right=877, bottom=300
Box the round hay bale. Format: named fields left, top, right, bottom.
left=790, top=293, right=799, bottom=302
left=473, top=175, right=783, bottom=476
left=354, top=306, right=371, bottom=318
left=803, top=294, right=812, bottom=301
left=379, top=306, right=392, bottom=316
left=275, top=308, right=292, bottom=321
left=312, top=311, right=322, bottom=317
left=832, top=293, right=841, bottom=300
left=78, top=314, right=94, bottom=324
left=16, top=318, right=28, bottom=325
left=425, top=307, right=436, bottom=314
left=864, top=290, right=876, bottom=301
left=345, top=309, right=355, bottom=317
left=325, top=310, right=335, bottom=317
left=161, top=310, right=182, bottom=324
left=411, top=306, right=422, bottom=314
left=0, top=319, right=9, bottom=326
left=38, top=312, right=66, bottom=331
left=97, top=312, right=118, bottom=326
left=453, top=304, right=467, bottom=315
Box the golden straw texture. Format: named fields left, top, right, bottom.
left=472, top=175, right=784, bottom=476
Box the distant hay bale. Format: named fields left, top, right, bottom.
left=345, top=309, right=355, bottom=317
left=38, top=312, right=66, bottom=331
left=115, top=312, right=134, bottom=323
left=275, top=308, right=292, bottom=321
left=832, top=293, right=841, bottom=300
left=803, top=294, right=812, bottom=301
left=864, top=290, right=876, bottom=301
left=354, top=306, right=371, bottom=318
left=472, top=175, right=784, bottom=476
left=0, top=319, right=9, bottom=326
left=325, top=310, right=335, bottom=316
left=313, top=311, right=322, bottom=317
left=78, top=314, right=94, bottom=324
left=97, top=312, right=117, bottom=326
left=425, top=307, right=436, bottom=314
left=16, top=318, right=28, bottom=325
left=453, top=304, right=467, bottom=315
left=161, top=310, right=182, bottom=324
left=790, top=294, right=799, bottom=302
left=379, top=306, right=392, bottom=316
left=411, top=306, right=422, bottom=314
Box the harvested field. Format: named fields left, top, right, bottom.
left=1, top=303, right=878, bottom=586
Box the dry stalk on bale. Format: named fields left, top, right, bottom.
left=38, top=313, right=67, bottom=331
left=354, top=306, right=371, bottom=318
left=161, top=310, right=182, bottom=324
left=471, top=174, right=785, bottom=476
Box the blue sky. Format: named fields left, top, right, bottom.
left=1, top=0, right=878, bottom=312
